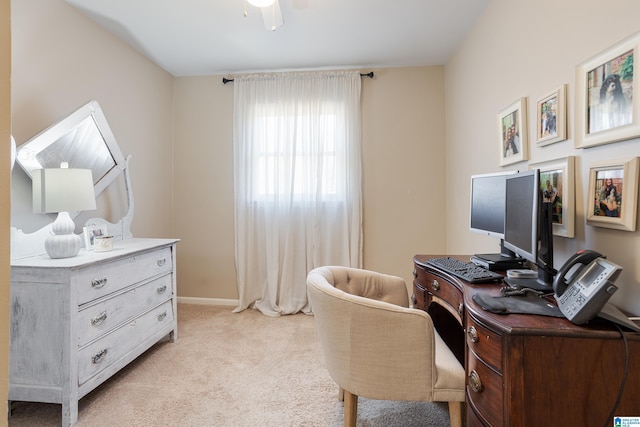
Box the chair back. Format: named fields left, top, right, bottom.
left=307, top=266, right=439, bottom=401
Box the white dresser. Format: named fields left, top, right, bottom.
left=9, top=238, right=179, bottom=426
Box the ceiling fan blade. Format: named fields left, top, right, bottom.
left=260, top=0, right=283, bottom=31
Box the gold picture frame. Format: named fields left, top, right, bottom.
left=587, top=157, right=639, bottom=231
left=498, top=97, right=528, bottom=166
left=536, top=85, right=567, bottom=146
left=575, top=31, right=640, bottom=148
left=530, top=156, right=575, bottom=238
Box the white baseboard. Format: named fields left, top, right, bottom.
left=177, top=296, right=239, bottom=307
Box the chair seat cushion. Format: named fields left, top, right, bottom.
left=433, top=330, right=466, bottom=402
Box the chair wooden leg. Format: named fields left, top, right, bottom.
left=343, top=390, right=358, bottom=427
left=338, top=387, right=344, bottom=401
left=448, top=401, right=464, bottom=427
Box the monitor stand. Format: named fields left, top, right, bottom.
left=472, top=255, right=526, bottom=271
left=472, top=240, right=525, bottom=271
left=504, top=276, right=553, bottom=292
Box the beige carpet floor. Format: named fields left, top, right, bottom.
left=8, top=303, right=451, bottom=426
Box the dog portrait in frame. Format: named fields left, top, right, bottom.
left=576, top=31, right=640, bottom=148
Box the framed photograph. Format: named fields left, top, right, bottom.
left=530, top=157, right=575, bottom=238
left=587, top=157, right=639, bottom=231
left=536, top=85, right=567, bottom=146
left=498, top=97, right=528, bottom=166
left=83, top=224, right=108, bottom=250
left=575, top=31, right=640, bottom=148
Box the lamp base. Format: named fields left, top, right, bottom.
left=45, top=212, right=81, bottom=259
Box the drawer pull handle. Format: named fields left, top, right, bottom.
left=468, top=326, right=479, bottom=343
left=413, top=268, right=417, bottom=278
left=157, top=257, right=167, bottom=267
left=157, top=285, right=167, bottom=294
left=91, top=311, right=108, bottom=326
left=157, top=311, right=167, bottom=321
left=430, top=279, right=440, bottom=291
left=91, top=277, right=108, bottom=288
left=458, top=303, right=464, bottom=317
left=92, top=348, right=108, bottom=364
left=469, top=370, right=483, bottom=393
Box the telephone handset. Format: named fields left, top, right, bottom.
left=553, top=249, right=622, bottom=325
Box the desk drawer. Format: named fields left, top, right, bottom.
left=412, top=281, right=428, bottom=310
left=466, top=314, right=502, bottom=373
left=75, top=247, right=172, bottom=305
left=77, top=274, right=173, bottom=347
left=414, top=265, right=464, bottom=319
left=467, top=350, right=503, bottom=427
left=78, top=301, right=174, bottom=385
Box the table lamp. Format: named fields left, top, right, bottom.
left=33, top=163, right=96, bottom=258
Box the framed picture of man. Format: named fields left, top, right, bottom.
left=536, top=85, right=567, bottom=146
left=498, top=97, right=528, bottom=166
left=530, top=156, right=575, bottom=238
left=575, top=31, right=640, bottom=148
left=587, top=157, right=639, bottom=231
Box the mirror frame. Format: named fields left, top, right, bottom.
left=16, top=100, right=126, bottom=196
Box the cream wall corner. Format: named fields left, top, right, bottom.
left=11, top=0, right=174, bottom=240
left=445, top=0, right=640, bottom=314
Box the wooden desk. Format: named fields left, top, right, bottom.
left=413, top=255, right=640, bottom=427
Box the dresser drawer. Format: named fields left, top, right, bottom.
left=75, top=247, right=172, bottom=305
left=467, top=350, right=503, bottom=427
left=466, top=314, right=502, bottom=373
left=77, top=274, right=173, bottom=347
left=414, top=265, right=464, bottom=319
left=78, top=301, right=174, bottom=385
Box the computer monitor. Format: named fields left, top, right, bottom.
left=469, top=171, right=517, bottom=263
left=503, top=169, right=554, bottom=291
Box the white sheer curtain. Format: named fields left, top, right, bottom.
left=232, top=71, right=363, bottom=316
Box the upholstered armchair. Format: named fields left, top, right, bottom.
left=306, top=266, right=465, bottom=427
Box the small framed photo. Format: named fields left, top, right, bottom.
left=83, top=224, right=108, bottom=250
left=536, top=85, right=567, bottom=146
left=575, top=31, right=640, bottom=148
left=530, top=157, right=575, bottom=238
left=587, top=157, right=639, bottom=231
left=498, top=97, right=528, bottom=166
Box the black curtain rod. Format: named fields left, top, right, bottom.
left=222, top=71, right=374, bottom=84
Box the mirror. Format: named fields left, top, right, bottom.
left=16, top=100, right=126, bottom=196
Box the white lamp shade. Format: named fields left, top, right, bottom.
left=248, top=0, right=275, bottom=7
left=33, top=168, right=97, bottom=213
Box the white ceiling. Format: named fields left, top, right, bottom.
left=65, top=0, right=490, bottom=77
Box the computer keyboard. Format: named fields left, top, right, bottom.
left=426, top=257, right=504, bottom=284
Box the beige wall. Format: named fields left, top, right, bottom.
left=173, top=67, right=447, bottom=300
left=11, top=2, right=447, bottom=304
left=11, top=0, right=174, bottom=239
left=11, top=0, right=640, bottom=315
left=445, top=0, right=640, bottom=314
left=2, top=0, right=11, bottom=423
left=361, top=67, right=446, bottom=281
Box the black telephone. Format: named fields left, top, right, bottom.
left=552, top=250, right=622, bottom=325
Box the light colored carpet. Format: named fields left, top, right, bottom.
left=8, top=304, right=451, bottom=426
